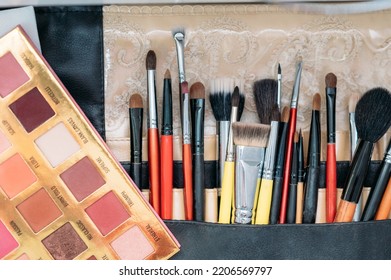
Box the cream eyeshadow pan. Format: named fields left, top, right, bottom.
left=0, top=26, right=179, bottom=260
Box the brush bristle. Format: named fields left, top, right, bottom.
left=270, top=105, right=280, bottom=122
left=190, top=82, right=205, bottom=99
left=278, top=63, right=281, bottom=74
left=349, top=93, right=359, bottom=113
left=209, top=78, right=234, bottom=121
left=325, top=73, right=337, bottom=88
left=129, top=93, right=143, bottom=109
left=164, top=69, right=171, bottom=79
left=253, top=79, right=278, bottom=124
left=281, top=106, right=290, bottom=123
left=313, top=93, right=321, bottom=111
left=146, top=50, right=156, bottom=70
left=355, top=87, right=391, bottom=143
left=232, top=122, right=270, bottom=148
left=231, top=86, right=240, bottom=108
left=181, top=81, right=189, bottom=94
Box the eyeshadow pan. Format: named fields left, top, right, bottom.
left=42, top=222, right=87, bottom=260
left=0, top=153, right=37, bottom=198
left=111, top=226, right=154, bottom=260
left=0, top=129, right=11, bottom=154
left=35, top=122, right=80, bottom=167
left=60, top=156, right=106, bottom=201
left=9, top=87, right=55, bottom=133
left=0, top=52, right=29, bottom=98
left=17, top=188, right=62, bottom=233
left=0, top=220, right=19, bottom=258
left=85, top=191, right=130, bottom=236
left=16, top=253, right=30, bottom=260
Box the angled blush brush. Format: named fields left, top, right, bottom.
left=146, top=50, right=160, bottom=215
left=335, top=87, right=391, bottom=223
left=190, top=81, right=206, bottom=222
left=280, top=58, right=303, bottom=224
left=325, top=72, right=337, bottom=223
left=160, top=69, right=173, bottom=220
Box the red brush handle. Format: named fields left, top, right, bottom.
left=326, top=143, right=337, bottom=223
left=183, top=144, right=193, bottom=220
left=160, top=135, right=173, bottom=219
left=148, top=128, right=160, bottom=215
left=279, top=108, right=297, bottom=224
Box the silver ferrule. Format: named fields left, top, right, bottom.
left=291, top=61, right=302, bottom=109
left=173, top=33, right=186, bottom=83
left=262, top=121, right=279, bottom=180
left=277, top=73, right=282, bottom=110
left=182, top=93, right=191, bottom=144
left=147, top=70, right=157, bottom=128
left=349, top=113, right=358, bottom=159
left=385, top=141, right=391, bottom=164
left=219, top=121, right=230, bottom=182
left=226, top=108, right=238, bottom=162
left=234, top=145, right=265, bottom=224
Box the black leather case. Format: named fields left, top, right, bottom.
left=34, top=6, right=391, bottom=260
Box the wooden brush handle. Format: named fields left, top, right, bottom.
left=326, top=143, right=337, bottom=223
left=183, top=144, right=193, bottom=220
left=375, top=177, right=391, bottom=220
left=148, top=128, right=160, bottom=215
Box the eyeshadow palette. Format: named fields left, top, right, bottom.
left=0, top=26, right=180, bottom=260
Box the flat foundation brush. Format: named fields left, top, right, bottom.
left=335, top=87, right=391, bottom=223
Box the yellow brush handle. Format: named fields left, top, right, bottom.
left=218, top=161, right=235, bottom=224
left=255, top=179, right=274, bottom=225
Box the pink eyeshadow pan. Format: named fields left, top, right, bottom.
left=60, top=156, right=106, bottom=201
left=111, top=226, right=154, bottom=260
left=85, top=191, right=130, bottom=236
left=0, top=52, right=29, bottom=98
left=16, top=188, right=62, bottom=233
left=0, top=220, right=19, bottom=258
left=9, top=87, right=55, bottom=133
left=0, top=130, right=11, bottom=154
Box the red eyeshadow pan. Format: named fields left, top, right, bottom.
left=0, top=52, right=29, bottom=98
left=60, top=156, right=106, bottom=201
left=9, top=87, right=55, bottom=132
left=85, top=191, right=130, bottom=236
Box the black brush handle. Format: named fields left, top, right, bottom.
left=193, top=153, right=205, bottom=221
left=326, top=88, right=336, bottom=143
left=270, top=176, right=283, bottom=224
left=130, top=162, right=142, bottom=190
left=361, top=161, right=391, bottom=221
left=286, top=183, right=297, bottom=224
left=302, top=165, right=320, bottom=224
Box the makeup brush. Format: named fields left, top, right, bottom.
left=172, top=28, right=186, bottom=126
left=219, top=86, right=240, bottom=224
left=296, top=130, right=304, bottom=224
left=302, top=93, right=321, bottom=224
left=254, top=106, right=279, bottom=225
left=325, top=72, right=337, bottom=223
left=335, top=87, right=391, bottom=223
left=146, top=50, right=160, bottom=215
left=232, top=122, right=270, bottom=224
left=181, top=81, right=193, bottom=221
left=269, top=106, right=290, bottom=224
left=375, top=177, right=391, bottom=220
left=349, top=94, right=361, bottom=221
left=279, top=58, right=303, bottom=224
left=361, top=139, right=391, bottom=221
left=160, top=69, right=173, bottom=220
left=277, top=63, right=282, bottom=111
left=129, top=93, right=144, bottom=191
left=190, top=81, right=206, bottom=222
left=287, top=132, right=299, bottom=224
left=253, top=79, right=278, bottom=126
left=209, top=78, right=245, bottom=192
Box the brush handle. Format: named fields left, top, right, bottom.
left=296, top=182, right=304, bottom=224
left=255, top=179, right=274, bottom=225
left=302, top=165, right=320, bottom=224
left=270, top=176, right=283, bottom=224
left=129, top=162, right=142, bottom=190
left=287, top=182, right=297, bottom=224
left=219, top=161, right=235, bottom=224
left=148, top=128, right=160, bottom=215
left=183, top=143, right=193, bottom=220
left=160, top=135, right=173, bottom=220
left=326, top=143, right=337, bottom=223
left=334, top=199, right=356, bottom=223
left=375, top=177, right=391, bottom=220
left=193, top=153, right=205, bottom=222
left=279, top=108, right=297, bottom=224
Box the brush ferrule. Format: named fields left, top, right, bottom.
left=226, top=107, right=238, bottom=162
left=298, top=132, right=304, bottom=182
left=308, top=110, right=320, bottom=166
left=326, top=87, right=336, bottom=143
left=290, top=61, right=302, bottom=109
left=162, top=78, right=173, bottom=135
left=191, top=98, right=205, bottom=155
left=147, top=70, right=158, bottom=129
left=219, top=121, right=230, bottom=179
left=385, top=141, right=391, bottom=164
left=277, top=73, right=282, bottom=110
left=182, top=93, right=191, bottom=144
left=262, top=121, right=278, bottom=180
left=349, top=113, right=358, bottom=158
left=129, top=108, right=143, bottom=163
left=173, top=33, right=186, bottom=83
left=234, top=145, right=265, bottom=224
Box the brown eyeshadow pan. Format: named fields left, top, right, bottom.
left=42, top=222, right=87, bottom=260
